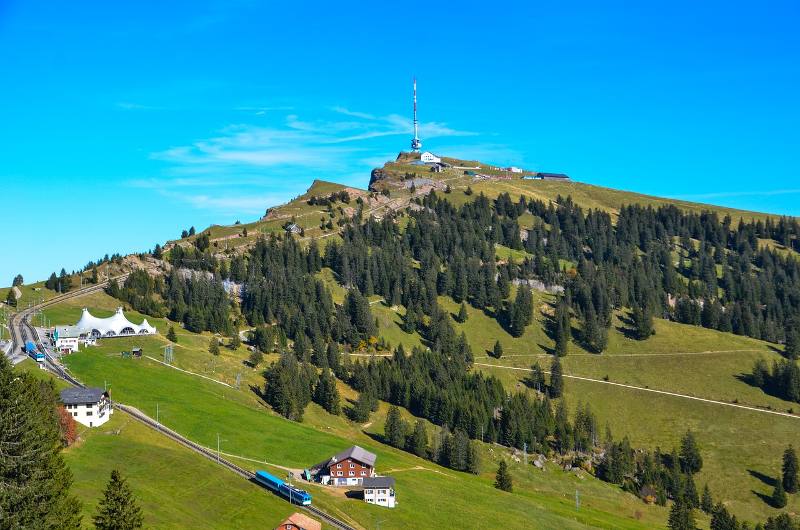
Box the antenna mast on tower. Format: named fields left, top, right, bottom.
left=411, top=77, right=422, bottom=152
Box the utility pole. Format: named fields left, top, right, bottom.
left=216, top=433, right=227, bottom=464
left=575, top=489, right=580, bottom=510
left=156, top=402, right=159, bottom=424
left=523, top=442, right=528, bottom=466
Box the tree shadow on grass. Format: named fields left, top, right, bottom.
left=616, top=311, right=639, bottom=340
left=748, top=469, right=776, bottom=488
left=751, top=489, right=774, bottom=506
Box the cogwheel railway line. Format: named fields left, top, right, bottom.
left=8, top=278, right=356, bottom=530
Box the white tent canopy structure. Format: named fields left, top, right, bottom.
left=74, top=307, right=157, bottom=338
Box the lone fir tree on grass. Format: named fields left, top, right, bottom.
left=166, top=325, right=177, bottom=343
left=782, top=445, right=799, bottom=494
left=492, top=340, right=503, bottom=359
left=209, top=337, right=220, bottom=356
left=94, top=469, right=143, bottom=530
left=772, top=478, right=787, bottom=508
left=679, top=430, right=703, bottom=474
left=549, top=356, right=564, bottom=398
left=494, top=460, right=513, bottom=492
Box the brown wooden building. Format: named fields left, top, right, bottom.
left=312, top=445, right=377, bottom=486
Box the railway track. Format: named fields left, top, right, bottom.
left=10, top=279, right=357, bottom=530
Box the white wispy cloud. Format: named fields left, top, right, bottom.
left=145, top=106, right=489, bottom=214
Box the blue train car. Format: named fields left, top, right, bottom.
left=254, top=471, right=312, bottom=505
left=25, top=341, right=45, bottom=363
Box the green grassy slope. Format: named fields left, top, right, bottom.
left=64, top=414, right=295, bottom=529
left=435, top=294, right=800, bottom=521
left=60, top=335, right=666, bottom=529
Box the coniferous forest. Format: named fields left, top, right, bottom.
left=105, top=189, right=800, bottom=515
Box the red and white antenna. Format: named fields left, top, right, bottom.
left=411, top=77, right=422, bottom=152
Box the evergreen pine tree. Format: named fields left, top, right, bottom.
left=492, top=340, right=503, bottom=359
left=0, top=356, right=83, bottom=527
left=209, top=337, right=220, bottom=356
left=785, top=321, right=800, bottom=360
left=554, top=299, right=571, bottom=357
left=700, top=484, right=713, bottom=513
left=529, top=362, right=545, bottom=393
left=583, top=305, right=608, bottom=353
left=313, top=370, right=341, bottom=415
left=385, top=405, right=407, bottom=448
left=456, top=302, right=469, bottom=323
left=407, top=419, right=428, bottom=458
left=667, top=498, right=695, bottom=530
left=771, top=478, right=787, bottom=508
left=229, top=333, right=241, bottom=350
left=248, top=349, right=263, bottom=367
left=351, top=391, right=372, bottom=423
left=93, top=469, right=143, bottom=530
left=494, top=460, right=513, bottom=492
left=782, top=445, right=799, bottom=494
left=5, top=288, right=16, bottom=307
left=679, top=430, right=703, bottom=474
left=166, top=326, right=177, bottom=343
left=509, top=286, right=533, bottom=337
left=684, top=472, right=700, bottom=508
left=549, top=356, right=564, bottom=398
left=632, top=302, right=654, bottom=340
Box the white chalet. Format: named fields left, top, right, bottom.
left=419, top=152, right=441, bottom=164
left=60, top=387, right=113, bottom=427
left=362, top=476, right=396, bottom=508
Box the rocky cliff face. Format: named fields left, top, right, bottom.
left=368, top=167, right=388, bottom=191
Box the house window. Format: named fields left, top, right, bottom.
left=336, top=464, right=341, bottom=469
left=73, top=412, right=77, bottom=417
left=349, top=471, right=354, bottom=477
left=361, top=471, right=366, bottom=476
left=86, top=411, right=93, bottom=416
left=349, top=463, right=354, bottom=468
left=337, top=471, right=343, bottom=476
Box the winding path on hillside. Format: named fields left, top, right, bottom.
left=474, top=362, right=800, bottom=420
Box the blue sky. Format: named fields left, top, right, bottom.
left=1, top=1, right=798, bottom=284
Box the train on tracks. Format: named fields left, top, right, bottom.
left=254, top=471, right=312, bottom=505
left=23, top=340, right=45, bottom=363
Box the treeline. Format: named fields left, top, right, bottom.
left=307, top=189, right=351, bottom=206
left=598, top=430, right=703, bottom=507
left=751, top=358, right=800, bottom=404
left=108, top=269, right=232, bottom=335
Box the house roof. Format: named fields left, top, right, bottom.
left=314, top=445, right=377, bottom=471
left=278, top=512, right=321, bottom=530
left=362, top=476, right=395, bottom=489
left=54, top=325, right=83, bottom=339
left=536, top=172, right=570, bottom=179
left=60, top=387, right=107, bottom=405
